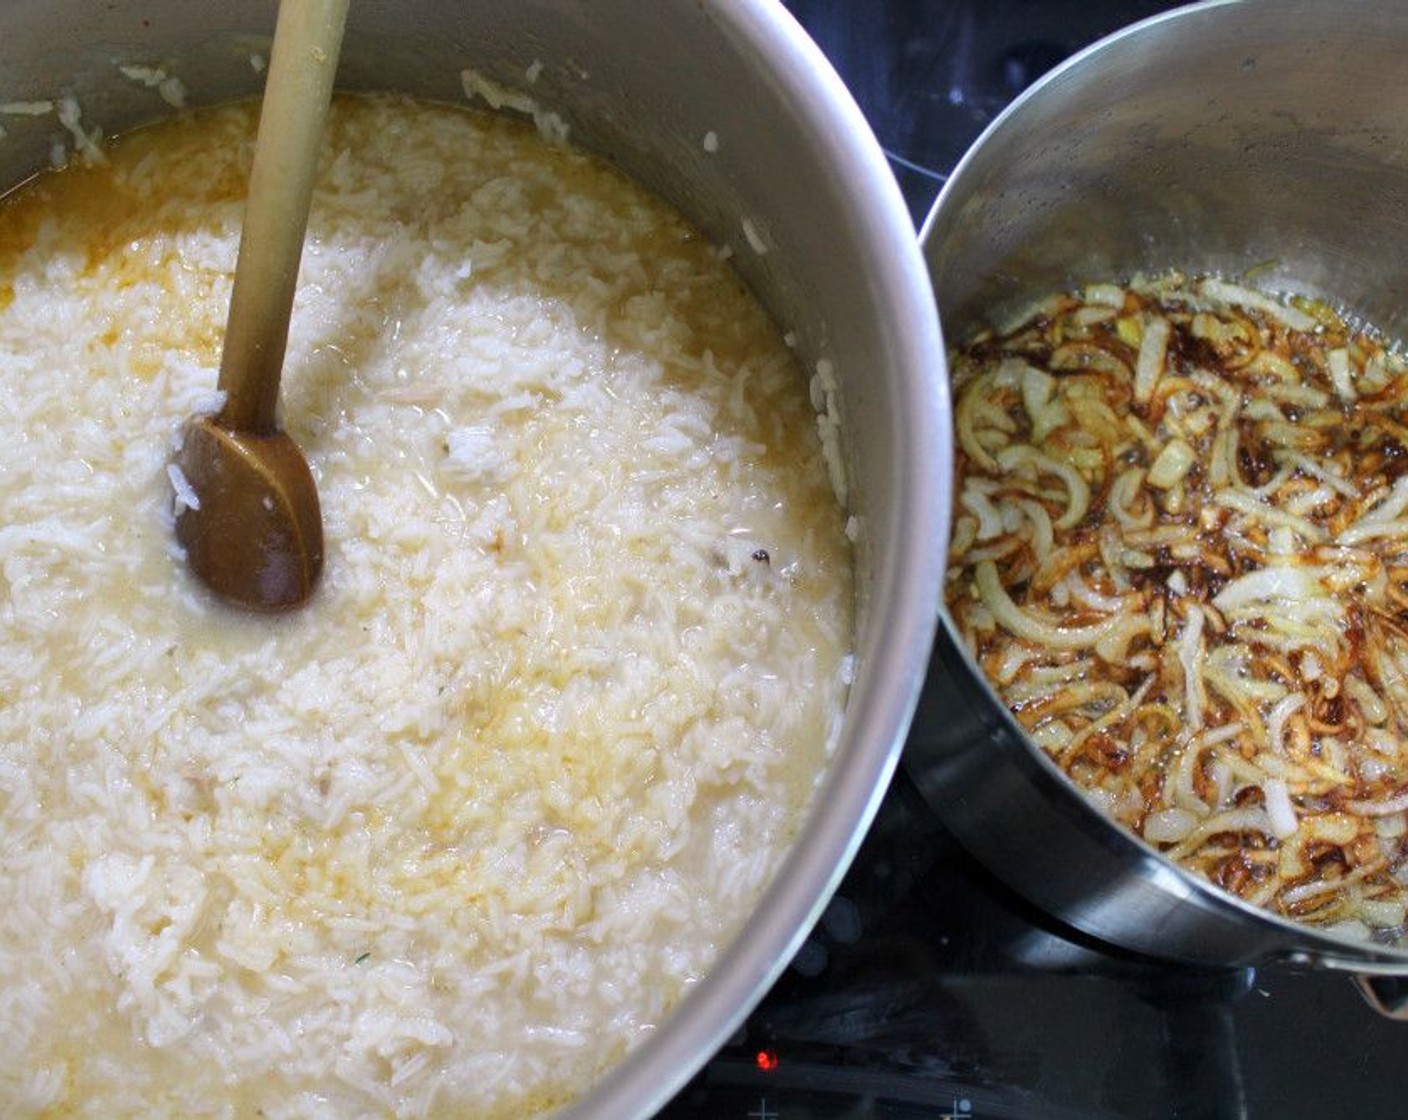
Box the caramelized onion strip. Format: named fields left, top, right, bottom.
left=974, top=560, right=1147, bottom=654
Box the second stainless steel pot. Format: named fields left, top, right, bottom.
left=914, top=0, right=1408, bottom=978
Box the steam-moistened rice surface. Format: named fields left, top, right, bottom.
left=0, top=97, right=852, bottom=1117
left=946, top=274, right=1408, bottom=947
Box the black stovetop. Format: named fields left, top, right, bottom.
left=661, top=3, right=1408, bottom=1117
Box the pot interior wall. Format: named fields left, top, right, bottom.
left=924, top=0, right=1408, bottom=347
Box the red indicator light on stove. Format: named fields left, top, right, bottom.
left=755, top=1049, right=780, bottom=1072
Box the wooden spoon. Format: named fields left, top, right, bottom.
left=172, top=0, right=349, bottom=611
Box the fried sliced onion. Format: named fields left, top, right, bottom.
left=946, top=273, right=1408, bottom=947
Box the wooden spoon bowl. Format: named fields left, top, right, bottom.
left=171, top=0, right=348, bottom=611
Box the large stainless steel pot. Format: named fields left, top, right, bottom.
left=0, top=2, right=949, bottom=1115
left=914, top=0, right=1408, bottom=980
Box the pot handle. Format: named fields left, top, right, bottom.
left=1354, top=976, right=1408, bottom=1020
left=1277, top=950, right=1408, bottom=1020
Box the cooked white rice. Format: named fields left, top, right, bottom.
left=0, top=95, right=852, bottom=1118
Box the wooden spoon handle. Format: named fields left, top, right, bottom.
left=218, top=0, right=350, bottom=434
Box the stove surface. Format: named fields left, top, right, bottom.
left=660, top=3, right=1408, bottom=1117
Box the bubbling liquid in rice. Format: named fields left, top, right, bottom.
left=0, top=96, right=853, bottom=1116
left=947, top=273, right=1408, bottom=947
